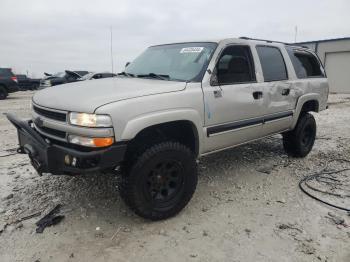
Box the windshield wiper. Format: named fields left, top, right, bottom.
left=117, top=72, right=135, bottom=77
left=137, top=73, right=170, bottom=81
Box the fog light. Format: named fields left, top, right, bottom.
left=72, top=157, right=77, bottom=167
left=64, top=155, right=71, bottom=165
left=68, top=135, right=114, bottom=147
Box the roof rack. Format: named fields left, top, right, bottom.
left=239, top=36, right=309, bottom=48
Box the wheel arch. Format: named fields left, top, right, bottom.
left=292, top=93, right=320, bottom=129
left=121, top=109, right=203, bottom=156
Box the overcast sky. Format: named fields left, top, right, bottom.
left=1, top=0, right=349, bottom=77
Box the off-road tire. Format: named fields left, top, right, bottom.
left=283, top=112, right=316, bottom=157
left=120, top=141, right=198, bottom=220
left=0, top=86, right=8, bottom=100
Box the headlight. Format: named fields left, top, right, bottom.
left=68, top=135, right=114, bottom=147
left=69, top=112, right=112, bottom=127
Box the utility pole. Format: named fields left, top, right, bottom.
left=110, top=26, right=114, bottom=74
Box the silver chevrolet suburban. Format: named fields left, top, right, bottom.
left=7, top=37, right=329, bottom=220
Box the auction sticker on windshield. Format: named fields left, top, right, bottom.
left=180, top=47, right=204, bottom=53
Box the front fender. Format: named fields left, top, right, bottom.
left=121, top=109, right=204, bottom=153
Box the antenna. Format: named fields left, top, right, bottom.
left=294, top=26, right=298, bottom=43
left=110, top=26, right=114, bottom=74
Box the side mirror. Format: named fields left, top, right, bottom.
left=125, top=62, right=130, bottom=68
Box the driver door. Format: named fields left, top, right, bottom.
left=202, top=44, right=266, bottom=153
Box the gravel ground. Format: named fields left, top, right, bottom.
left=0, top=91, right=350, bottom=262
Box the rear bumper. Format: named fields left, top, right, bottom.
left=6, top=113, right=127, bottom=175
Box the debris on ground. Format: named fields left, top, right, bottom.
left=35, top=204, right=64, bottom=233
left=298, top=242, right=316, bottom=255
left=326, top=213, right=346, bottom=226
left=0, top=211, right=41, bottom=235
left=277, top=223, right=303, bottom=233
left=15, top=222, right=23, bottom=229
left=256, top=163, right=276, bottom=174
left=276, top=198, right=286, bottom=204
left=244, top=228, right=251, bottom=236
left=0, top=222, right=7, bottom=234
left=2, top=193, right=14, bottom=200
left=110, top=227, right=121, bottom=240
left=19, top=211, right=42, bottom=222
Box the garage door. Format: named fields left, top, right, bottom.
left=325, top=51, right=350, bottom=93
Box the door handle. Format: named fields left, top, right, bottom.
left=282, top=88, right=290, bottom=96
left=253, top=91, right=263, bottom=100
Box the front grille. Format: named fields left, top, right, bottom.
left=37, top=126, right=66, bottom=138
left=33, top=105, right=67, bottom=122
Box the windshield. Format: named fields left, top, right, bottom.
left=79, top=72, right=94, bottom=80
left=125, top=42, right=217, bottom=82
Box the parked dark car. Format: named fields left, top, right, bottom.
left=77, top=72, right=116, bottom=81
left=16, top=74, right=41, bottom=90
left=0, top=68, right=19, bottom=100
left=39, top=70, right=89, bottom=89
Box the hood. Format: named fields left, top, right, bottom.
left=33, top=77, right=187, bottom=113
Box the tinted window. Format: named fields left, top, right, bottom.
left=256, top=46, right=288, bottom=81
left=0, top=68, right=14, bottom=76
left=216, top=45, right=256, bottom=84
left=287, top=48, right=324, bottom=78
left=16, top=75, right=26, bottom=80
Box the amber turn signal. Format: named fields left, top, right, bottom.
left=92, top=137, right=114, bottom=147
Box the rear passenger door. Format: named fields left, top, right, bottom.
left=255, top=45, right=295, bottom=135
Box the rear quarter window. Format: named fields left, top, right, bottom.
left=287, top=48, right=325, bottom=78
left=256, top=46, right=288, bottom=82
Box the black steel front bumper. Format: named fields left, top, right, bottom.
left=6, top=113, right=127, bottom=175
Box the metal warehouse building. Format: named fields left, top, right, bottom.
left=296, top=37, right=350, bottom=93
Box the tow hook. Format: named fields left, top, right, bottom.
left=23, top=144, right=37, bottom=156
left=31, top=157, right=43, bottom=176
